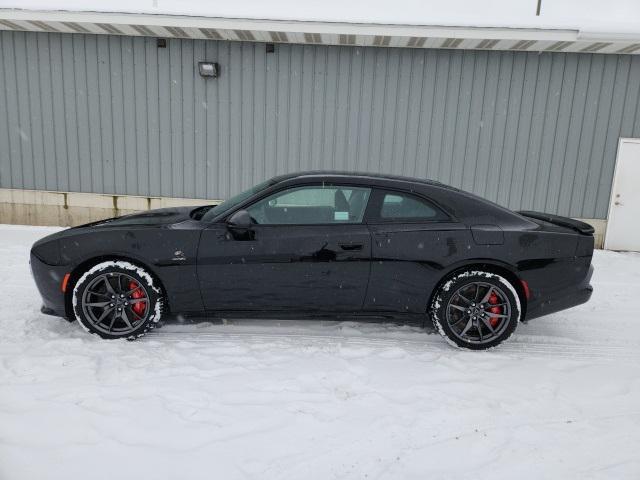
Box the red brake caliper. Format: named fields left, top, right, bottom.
left=488, top=291, right=502, bottom=328
left=128, top=281, right=146, bottom=316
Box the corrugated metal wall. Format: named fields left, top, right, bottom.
left=2, top=30, right=640, bottom=219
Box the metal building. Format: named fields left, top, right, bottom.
left=1, top=8, right=640, bottom=247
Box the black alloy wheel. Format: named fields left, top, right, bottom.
left=72, top=261, right=163, bottom=339
left=431, top=270, right=520, bottom=349
left=445, top=282, right=512, bottom=345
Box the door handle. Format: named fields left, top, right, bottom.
left=340, top=243, right=363, bottom=251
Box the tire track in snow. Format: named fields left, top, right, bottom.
left=145, top=328, right=640, bottom=361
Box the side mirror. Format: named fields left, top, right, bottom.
left=227, top=209, right=253, bottom=230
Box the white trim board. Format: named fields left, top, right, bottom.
left=1, top=9, right=639, bottom=54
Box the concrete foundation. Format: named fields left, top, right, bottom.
left=0, top=188, right=220, bottom=227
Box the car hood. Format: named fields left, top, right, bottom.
left=73, top=206, right=197, bottom=229
left=31, top=206, right=207, bottom=266
left=31, top=206, right=204, bottom=252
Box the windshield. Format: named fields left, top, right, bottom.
left=200, top=179, right=274, bottom=222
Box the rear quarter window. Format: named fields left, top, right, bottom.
left=375, top=191, right=449, bottom=222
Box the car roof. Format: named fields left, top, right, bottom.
left=268, top=171, right=529, bottom=225
left=271, top=170, right=449, bottom=189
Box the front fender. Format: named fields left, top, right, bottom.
left=59, top=227, right=205, bottom=316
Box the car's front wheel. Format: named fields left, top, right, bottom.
left=72, top=261, right=163, bottom=339
left=430, top=270, right=521, bottom=350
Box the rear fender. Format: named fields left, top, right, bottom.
left=427, top=258, right=527, bottom=319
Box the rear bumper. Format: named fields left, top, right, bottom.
left=30, top=252, right=68, bottom=318
left=525, top=264, right=594, bottom=320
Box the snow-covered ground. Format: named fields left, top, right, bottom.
left=1, top=224, right=639, bottom=480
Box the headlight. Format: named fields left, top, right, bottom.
left=31, top=240, right=61, bottom=265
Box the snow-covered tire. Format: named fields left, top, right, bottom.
left=430, top=270, right=520, bottom=350
left=72, top=261, right=163, bottom=340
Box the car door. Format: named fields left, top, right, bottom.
left=363, top=188, right=468, bottom=313
left=197, top=184, right=373, bottom=313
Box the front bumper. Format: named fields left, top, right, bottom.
left=30, top=252, right=69, bottom=318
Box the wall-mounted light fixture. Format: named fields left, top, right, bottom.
left=198, top=62, right=219, bottom=78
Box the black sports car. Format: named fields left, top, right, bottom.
left=30, top=171, right=594, bottom=349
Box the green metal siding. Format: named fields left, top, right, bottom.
left=2, top=30, right=640, bottom=218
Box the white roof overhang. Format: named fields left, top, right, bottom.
left=1, top=9, right=639, bottom=54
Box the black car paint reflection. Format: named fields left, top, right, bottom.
left=30, top=171, right=594, bottom=324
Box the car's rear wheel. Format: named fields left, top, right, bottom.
left=430, top=270, right=521, bottom=350
left=72, top=261, right=163, bottom=339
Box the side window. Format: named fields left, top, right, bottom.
left=247, top=185, right=371, bottom=225
left=378, top=191, right=448, bottom=221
